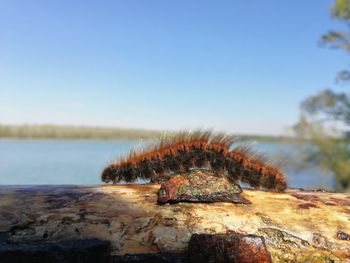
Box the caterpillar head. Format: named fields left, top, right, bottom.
left=101, top=164, right=125, bottom=183
left=261, top=166, right=287, bottom=192
left=101, top=162, right=141, bottom=183
left=274, top=172, right=287, bottom=192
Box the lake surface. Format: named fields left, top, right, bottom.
left=0, top=140, right=334, bottom=190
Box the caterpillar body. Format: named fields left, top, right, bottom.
left=101, top=130, right=287, bottom=191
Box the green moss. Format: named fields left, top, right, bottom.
left=177, top=170, right=241, bottom=197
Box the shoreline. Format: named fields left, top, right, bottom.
left=0, top=124, right=297, bottom=143
left=0, top=138, right=147, bottom=142
left=0, top=136, right=297, bottom=143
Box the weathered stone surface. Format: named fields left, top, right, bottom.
left=157, top=170, right=250, bottom=205
left=0, top=182, right=350, bottom=262
left=188, top=233, right=272, bottom=263
left=257, top=228, right=339, bottom=262
left=112, top=252, right=187, bottom=263
left=0, top=238, right=111, bottom=263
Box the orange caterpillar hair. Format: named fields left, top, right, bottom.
left=101, top=130, right=287, bottom=191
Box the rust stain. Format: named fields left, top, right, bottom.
left=290, top=193, right=321, bottom=203
left=329, top=197, right=350, bottom=207
left=188, top=233, right=272, bottom=263
left=291, top=192, right=350, bottom=208
left=298, top=203, right=319, bottom=209
left=324, top=202, right=337, bottom=206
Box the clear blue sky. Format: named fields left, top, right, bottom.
left=1, top=0, right=348, bottom=135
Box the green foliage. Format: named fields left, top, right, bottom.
left=294, top=112, right=350, bottom=191
left=331, top=0, right=350, bottom=21
left=294, top=0, right=350, bottom=192
left=322, top=0, right=350, bottom=52
left=301, top=89, right=350, bottom=124
left=322, top=0, right=350, bottom=83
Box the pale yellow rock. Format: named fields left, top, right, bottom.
left=0, top=185, right=349, bottom=262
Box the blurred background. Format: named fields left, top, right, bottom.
left=1, top=0, right=350, bottom=191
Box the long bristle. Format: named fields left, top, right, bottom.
left=101, top=129, right=287, bottom=191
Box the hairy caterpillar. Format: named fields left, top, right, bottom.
left=101, top=130, right=287, bottom=191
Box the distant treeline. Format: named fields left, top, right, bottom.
left=0, top=124, right=160, bottom=140
left=0, top=124, right=293, bottom=142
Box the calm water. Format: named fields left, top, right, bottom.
left=0, top=140, right=334, bottom=190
